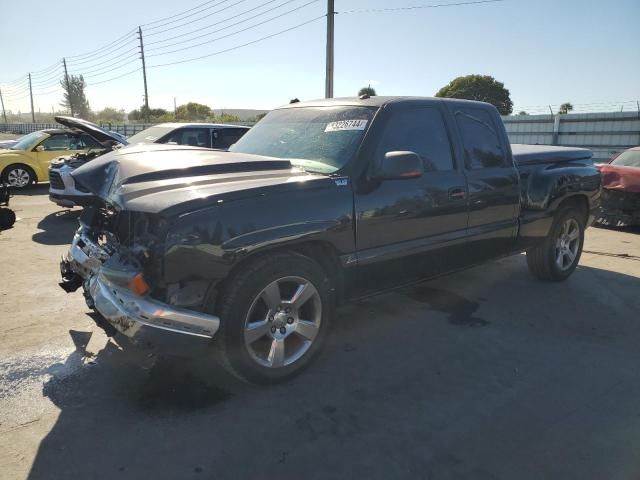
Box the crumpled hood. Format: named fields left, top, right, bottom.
left=71, top=144, right=325, bottom=214
left=597, top=164, right=640, bottom=193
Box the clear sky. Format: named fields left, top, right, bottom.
left=0, top=0, right=638, bottom=115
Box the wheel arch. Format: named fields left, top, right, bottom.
left=213, top=240, right=346, bottom=311
left=553, top=194, right=590, bottom=225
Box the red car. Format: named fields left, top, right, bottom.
left=596, top=146, right=640, bottom=226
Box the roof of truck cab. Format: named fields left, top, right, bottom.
left=278, top=96, right=495, bottom=110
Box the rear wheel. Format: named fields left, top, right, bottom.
left=210, top=252, right=333, bottom=384
left=2, top=164, right=35, bottom=189
left=526, top=207, right=585, bottom=281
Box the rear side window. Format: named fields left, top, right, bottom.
left=213, top=128, right=248, bottom=149
left=163, top=128, right=211, bottom=148
left=454, top=108, right=506, bottom=169
left=376, top=108, right=454, bottom=171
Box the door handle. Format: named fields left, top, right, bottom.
left=448, top=187, right=466, bottom=200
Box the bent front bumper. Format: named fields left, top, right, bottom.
left=62, top=228, right=220, bottom=339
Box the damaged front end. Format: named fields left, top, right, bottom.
left=596, top=189, right=640, bottom=227
left=60, top=205, right=220, bottom=340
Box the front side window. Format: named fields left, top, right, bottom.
left=454, top=108, right=506, bottom=169
left=40, top=134, right=73, bottom=151
left=230, top=106, right=376, bottom=173
left=375, top=108, right=454, bottom=172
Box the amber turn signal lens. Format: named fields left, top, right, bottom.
left=129, top=273, right=150, bottom=296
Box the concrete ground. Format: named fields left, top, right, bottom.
left=1, top=186, right=639, bottom=480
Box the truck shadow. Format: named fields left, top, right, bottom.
left=25, top=259, right=640, bottom=479
left=32, top=209, right=80, bottom=245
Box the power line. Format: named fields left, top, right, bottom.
left=144, top=0, right=234, bottom=31
left=69, top=56, right=140, bottom=78
left=143, top=0, right=231, bottom=27
left=146, top=0, right=286, bottom=46
left=146, top=0, right=250, bottom=36
left=147, top=0, right=319, bottom=57
left=66, top=43, right=138, bottom=68
left=66, top=29, right=138, bottom=60
left=148, top=14, right=325, bottom=68
left=339, top=0, right=504, bottom=14
left=85, top=67, right=141, bottom=87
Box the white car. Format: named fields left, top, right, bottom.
left=49, top=119, right=250, bottom=207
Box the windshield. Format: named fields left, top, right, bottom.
left=10, top=131, right=47, bottom=150
left=229, top=106, right=376, bottom=173
left=611, top=150, right=640, bottom=167
left=127, top=126, right=174, bottom=144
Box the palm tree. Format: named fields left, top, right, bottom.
left=558, top=102, right=574, bottom=115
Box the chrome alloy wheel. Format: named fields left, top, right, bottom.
left=7, top=168, right=31, bottom=188
left=244, top=276, right=322, bottom=368
left=555, top=218, right=580, bottom=270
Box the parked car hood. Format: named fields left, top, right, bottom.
left=597, top=164, right=640, bottom=193
left=55, top=116, right=128, bottom=147
left=71, top=144, right=325, bottom=214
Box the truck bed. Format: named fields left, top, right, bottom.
left=511, top=144, right=593, bottom=165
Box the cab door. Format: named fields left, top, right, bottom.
left=451, top=106, right=520, bottom=262
left=353, top=105, right=469, bottom=295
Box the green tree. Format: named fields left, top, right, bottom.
left=96, top=107, right=125, bottom=124
left=175, top=102, right=212, bottom=121
left=435, top=75, right=513, bottom=115
left=60, top=74, right=91, bottom=118
left=518, top=111, right=529, bottom=116
left=358, top=86, right=377, bottom=97
left=214, top=112, right=241, bottom=124
left=558, top=102, right=573, bottom=115
left=128, top=106, right=169, bottom=123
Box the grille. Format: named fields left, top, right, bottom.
left=49, top=170, right=65, bottom=190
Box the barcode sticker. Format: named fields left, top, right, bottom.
left=325, top=119, right=368, bottom=132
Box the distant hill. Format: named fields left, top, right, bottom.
left=213, top=109, right=269, bottom=120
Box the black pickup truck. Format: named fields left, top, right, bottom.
left=61, top=96, right=601, bottom=383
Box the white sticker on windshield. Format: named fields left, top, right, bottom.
left=324, top=119, right=368, bottom=132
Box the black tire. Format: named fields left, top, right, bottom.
left=1, top=164, right=35, bottom=189
left=208, top=252, right=334, bottom=384
left=0, top=208, right=16, bottom=229
left=526, top=207, right=585, bottom=282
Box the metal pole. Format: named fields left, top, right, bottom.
left=138, top=26, right=150, bottom=123
left=63, top=58, right=74, bottom=116
left=325, top=0, right=335, bottom=98
left=0, top=88, right=7, bottom=126
left=28, top=73, right=35, bottom=123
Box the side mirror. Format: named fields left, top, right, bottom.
left=34, top=145, right=45, bottom=152
left=371, top=151, right=424, bottom=180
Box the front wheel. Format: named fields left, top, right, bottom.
left=2, top=164, right=35, bottom=189
left=210, top=252, right=334, bottom=384
left=526, top=207, right=585, bottom=282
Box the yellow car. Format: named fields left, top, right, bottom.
left=0, top=129, right=103, bottom=189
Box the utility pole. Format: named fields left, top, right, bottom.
left=325, top=0, right=335, bottom=98
left=0, top=88, right=7, bottom=126
left=28, top=73, right=35, bottom=123
left=63, top=58, right=74, bottom=116
left=138, top=26, right=150, bottom=123
left=174, top=97, right=177, bottom=120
